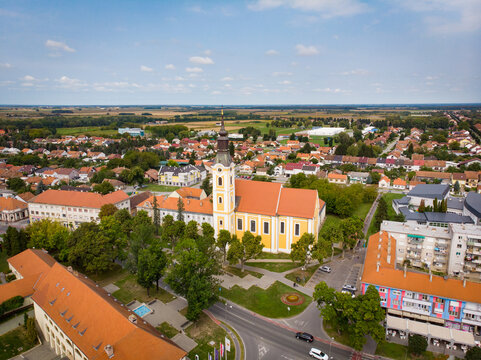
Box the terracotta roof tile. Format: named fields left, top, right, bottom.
left=235, top=180, right=282, bottom=216
left=0, top=197, right=28, bottom=211
left=30, top=189, right=129, bottom=208
left=277, top=187, right=320, bottom=219
left=139, top=195, right=213, bottom=215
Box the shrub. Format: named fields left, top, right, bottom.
left=0, top=295, right=24, bottom=316
left=6, top=274, right=16, bottom=282
left=408, top=334, right=427, bottom=355
left=465, top=346, right=481, bottom=360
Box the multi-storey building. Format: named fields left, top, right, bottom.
left=1, top=249, right=186, bottom=360
left=28, top=189, right=130, bottom=228
left=362, top=230, right=481, bottom=338
left=381, top=220, right=481, bottom=282
left=158, top=165, right=206, bottom=187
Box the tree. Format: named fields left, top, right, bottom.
left=137, top=245, right=167, bottom=296
left=290, top=233, right=315, bottom=267
left=7, top=177, right=26, bottom=192
left=153, top=196, right=160, bottom=235
left=162, top=215, right=185, bottom=250
left=26, top=220, right=68, bottom=256
left=418, top=199, right=426, bottom=213
left=93, top=181, right=115, bottom=195
left=339, top=217, right=364, bottom=257
left=36, top=180, right=47, bottom=195
left=465, top=346, right=481, bottom=360
left=433, top=198, right=438, bottom=212
left=2, top=227, right=28, bottom=256
left=166, top=238, right=220, bottom=321
left=177, top=198, right=185, bottom=221
left=128, top=166, right=145, bottom=185
left=201, top=177, right=212, bottom=196
left=99, top=204, right=118, bottom=219
left=216, top=230, right=231, bottom=263
left=453, top=180, right=460, bottom=194
left=229, top=142, right=235, bottom=156
left=167, top=159, right=179, bottom=167
left=408, top=334, right=427, bottom=355
left=126, top=223, right=155, bottom=273
left=68, top=223, right=116, bottom=273
left=374, top=197, right=388, bottom=230
left=227, top=231, right=264, bottom=272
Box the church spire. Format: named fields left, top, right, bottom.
left=215, top=106, right=232, bottom=166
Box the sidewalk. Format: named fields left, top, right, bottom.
left=0, top=309, right=34, bottom=336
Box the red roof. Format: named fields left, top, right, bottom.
left=30, top=189, right=129, bottom=208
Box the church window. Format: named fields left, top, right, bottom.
left=237, top=218, right=243, bottom=230
left=230, top=176, right=233, bottom=185
left=263, top=221, right=269, bottom=234
left=218, top=177, right=223, bottom=186
left=280, top=221, right=285, bottom=234
left=294, top=223, right=300, bottom=236
left=218, top=196, right=222, bottom=204
left=220, top=219, right=223, bottom=227
left=250, top=220, right=256, bottom=232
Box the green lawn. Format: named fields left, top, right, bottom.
left=142, top=184, right=180, bottom=192
left=0, top=250, right=9, bottom=273
left=0, top=326, right=38, bottom=360
left=322, top=214, right=343, bottom=229
left=220, top=281, right=312, bottom=318
left=88, top=264, right=127, bottom=287
left=113, top=274, right=176, bottom=304
left=224, top=266, right=263, bottom=279
left=56, top=126, right=119, bottom=136
left=257, top=252, right=291, bottom=260
left=156, top=322, right=179, bottom=339
left=285, top=264, right=319, bottom=285
left=353, top=201, right=374, bottom=220
left=245, top=261, right=300, bottom=273
left=323, top=319, right=351, bottom=347
left=375, top=341, right=408, bottom=360
left=185, top=311, right=236, bottom=360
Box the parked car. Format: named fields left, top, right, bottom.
left=342, top=284, right=356, bottom=292
left=320, top=265, right=331, bottom=273
left=341, top=289, right=355, bottom=298
left=296, top=332, right=314, bottom=342
left=309, top=348, right=329, bottom=360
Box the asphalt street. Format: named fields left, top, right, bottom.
left=208, top=302, right=355, bottom=360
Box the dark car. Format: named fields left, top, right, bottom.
left=296, top=332, right=314, bottom=342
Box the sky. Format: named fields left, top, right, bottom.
left=0, top=0, right=480, bottom=105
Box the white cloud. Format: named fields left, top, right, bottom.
left=45, top=39, right=76, bottom=53
left=140, top=65, right=153, bottom=72
left=339, top=69, right=369, bottom=76
left=188, top=5, right=206, bottom=13
left=55, top=76, right=87, bottom=89
left=224, top=83, right=232, bottom=88
left=221, top=76, right=233, bottom=81
left=0, top=63, right=12, bottom=68
left=165, top=64, right=176, bottom=70
left=186, top=67, right=203, bottom=73
left=265, top=49, right=279, bottom=56
left=272, top=71, right=293, bottom=77
left=189, top=56, right=214, bottom=65
left=425, top=75, right=439, bottom=81
left=211, top=90, right=221, bottom=95
left=248, top=0, right=368, bottom=18
left=278, top=80, right=291, bottom=85
left=204, top=49, right=212, bottom=55
left=22, top=75, right=36, bottom=81
left=175, top=76, right=186, bottom=81
left=400, top=0, right=481, bottom=34
left=314, top=87, right=350, bottom=93
left=295, top=44, right=319, bottom=56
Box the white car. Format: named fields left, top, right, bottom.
left=309, top=348, right=329, bottom=360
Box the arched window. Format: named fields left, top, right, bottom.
left=218, top=196, right=222, bottom=204
left=218, top=176, right=223, bottom=186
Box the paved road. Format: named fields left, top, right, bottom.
left=208, top=301, right=355, bottom=360
left=380, top=136, right=399, bottom=156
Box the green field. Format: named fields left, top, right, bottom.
left=244, top=261, right=300, bottom=273
left=224, top=265, right=263, bottom=279
left=112, top=274, right=176, bottom=304
left=56, top=126, right=119, bottom=136
left=285, top=264, right=319, bottom=285
left=220, top=281, right=311, bottom=318
left=353, top=201, right=374, bottom=220
left=142, top=184, right=180, bottom=192
left=0, top=326, right=38, bottom=360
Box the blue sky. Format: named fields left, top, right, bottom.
left=0, top=0, right=480, bottom=105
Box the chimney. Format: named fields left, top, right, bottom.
left=67, top=266, right=73, bottom=273
left=404, top=264, right=407, bottom=278
left=376, top=262, right=380, bottom=272
left=429, top=269, right=432, bottom=282
left=463, top=279, right=466, bottom=288
left=200, top=201, right=202, bottom=206
left=128, top=314, right=137, bottom=324
left=73, top=270, right=78, bottom=277
left=104, top=344, right=114, bottom=358
left=187, top=199, right=190, bottom=205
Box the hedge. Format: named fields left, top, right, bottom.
left=0, top=296, right=24, bottom=316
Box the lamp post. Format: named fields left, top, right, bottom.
left=329, top=337, right=334, bottom=359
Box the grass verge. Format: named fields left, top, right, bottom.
left=224, top=266, right=263, bottom=279
left=185, top=312, right=236, bottom=360
left=375, top=341, right=448, bottom=360
left=221, top=281, right=312, bottom=318
left=244, top=261, right=300, bottom=273
left=0, top=326, right=38, bottom=360
left=113, top=274, right=176, bottom=304
left=257, top=252, right=291, bottom=260
left=285, top=264, right=319, bottom=286
left=156, top=322, right=179, bottom=339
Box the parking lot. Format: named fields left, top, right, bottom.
left=306, top=248, right=365, bottom=294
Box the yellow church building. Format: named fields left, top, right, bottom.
left=212, top=117, right=325, bottom=253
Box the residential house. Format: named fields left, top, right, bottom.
left=379, top=175, right=391, bottom=189
left=392, top=178, right=407, bottom=190
left=0, top=197, right=28, bottom=222
left=327, top=173, right=348, bottom=185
